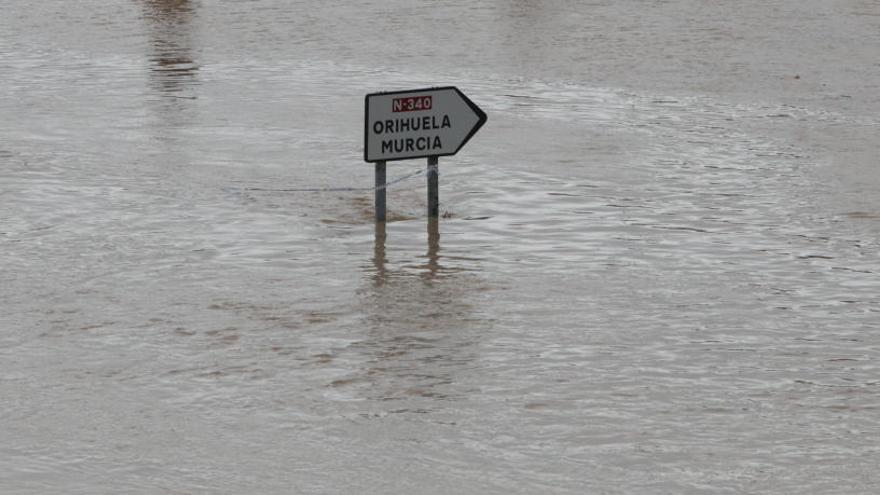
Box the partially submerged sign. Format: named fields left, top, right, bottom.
left=364, top=86, right=487, bottom=162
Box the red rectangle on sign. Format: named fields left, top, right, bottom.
left=392, top=96, right=432, bottom=112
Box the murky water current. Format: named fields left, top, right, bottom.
left=2, top=1, right=880, bottom=493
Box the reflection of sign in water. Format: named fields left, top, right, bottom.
left=143, top=0, right=198, bottom=97
left=364, top=87, right=487, bottom=163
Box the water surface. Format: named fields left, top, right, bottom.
left=2, top=1, right=880, bottom=493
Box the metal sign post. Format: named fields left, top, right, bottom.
left=427, top=156, right=439, bottom=218
left=364, top=86, right=486, bottom=222
left=375, top=160, right=386, bottom=222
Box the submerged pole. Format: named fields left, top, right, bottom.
left=375, top=160, right=386, bottom=222
left=427, top=156, right=439, bottom=218
left=426, top=217, right=440, bottom=278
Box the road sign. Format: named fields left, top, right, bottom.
left=364, top=86, right=487, bottom=163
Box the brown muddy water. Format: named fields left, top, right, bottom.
left=2, top=1, right=880, bottom=493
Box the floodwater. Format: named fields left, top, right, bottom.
left=2, top=0, right=879, bottom=493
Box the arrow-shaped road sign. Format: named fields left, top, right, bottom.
left=364, top=86, right=487, bottom=163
